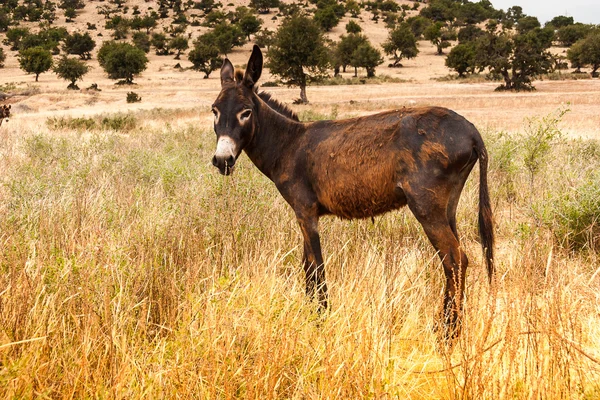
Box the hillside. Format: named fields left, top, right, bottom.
left=0, top=0, right=597, bottom=138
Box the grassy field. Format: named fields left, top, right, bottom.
left=1, top=103, right=599, bottom=399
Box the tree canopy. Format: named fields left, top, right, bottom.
left=18, top=46, right=53, bottom=81
left=382, top=23, right=419, bottom=67
left=267, top=14, right=330, bottom=103
left=98, top=41, right=148, bottom=84
left=473, top=27, right=554, bottom=91
left=53, top=55, right=90, bottom=89
left=188, top=40, right=222, bottom=78
left=567, top=31, right=600, bottom=76
left=63, top=31, right=95, bottom=59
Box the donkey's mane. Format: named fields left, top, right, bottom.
left=257, top=91, right=299, bottom=122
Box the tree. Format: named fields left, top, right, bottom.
left=382, top=23, right=419, bottom=67
left=424, top=21, right=456, bottom=55
left=267, top=14, right=330, bottom=103
left=567, top=31, right=600, bottom=76
left=53, top=56, right=89, bottom=89
left=132, top=32, right=151, bottom=53
left=566, top=39, right=585, bottom=73
left=106, top=16, right=131, bottom=40
left=254, top=29, right=275, bottom=50
left=0, top=10, right=11, bottom=32
left=406, top=15, right=430, bottom=38
left=250, top=0, right=279, bottom=14
left=350, top=42, right=383, bottom=77
left=314, top=6, right=340, bottom=32
left=345, top=0, right=361, bottom=18
left=456, top=1, right=488, bottom=25
left=557, top=23, right=593, bottom=47
left=211, top=23, right=246, bottom=56
left=18, top=46, right=53, bottom=81
left=140, top=15, right=158, bottom=33
left=419, top=0, right=455, bottom=22
left=0, top=48, right=6, bottom=68
left=64, top=7, right=76, bottom=22
left=516, top=16, right=541, bottom=34
left=59, top=0, right=84, bottom=10
left=4, top=27, right=30, bottom=51
left=546, top=15, right=574, bottom=29
left=445, top=42, right=476, bottom=77
left=238, top=14, right=262, bottom=40
left=97, top=41, right=148, bottom=84
left=346, top=20, right=362, bottom=34
left=458, top=25, right=484, bottom=44
left=335, top=33, right=367, bottom=72
left=169, top=35, right=188, bottom=59
left=188, top=41, right=222, bottom=78
left=474, top=28, right=554, bottom=91
left=63, top=32, right=96, bottom=59
left=151, top=32, right=170, bottom=55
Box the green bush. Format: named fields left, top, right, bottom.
left=97, top=41, right=148, bottom=84
left=126, top=91, right=142, bottom=103
left=544, top=174, right=600, bottom=251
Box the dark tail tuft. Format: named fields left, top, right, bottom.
left=475, top=140, right=495, bottom=282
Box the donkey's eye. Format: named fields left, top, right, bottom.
left=240, top=110, right=252, bottom=120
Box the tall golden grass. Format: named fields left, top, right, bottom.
left=1, top=107, right=599, bottom=399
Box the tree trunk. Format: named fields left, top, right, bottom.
left=354, top=66, right=357, bottom=77
left=299, top=73, right=309, bottom=103
left=501, top=70, right=511, bottom=90
left=35, top=74, right=39, bottom=82
left=299, top=85, right=308, bottom=104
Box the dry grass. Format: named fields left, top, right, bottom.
left=1, top=2, right=600, bottom=397
left=1, top=107, right=599, bottom=399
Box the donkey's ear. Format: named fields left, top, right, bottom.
left=220, top=58, right=234, bottom=86
left=243, top=45, right=263, bottom=88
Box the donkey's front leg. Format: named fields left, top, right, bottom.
left=296, top=214, right=328, bottom=310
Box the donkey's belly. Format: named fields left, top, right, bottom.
left=314, top=168, right=408, bottom=219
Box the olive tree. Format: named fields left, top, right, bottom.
left=18, top=46, right=53, bottom=81
left=267, top=14, right=329, bottom=103
left=98, top=41, right=148, bottom=84
left=53, top=56, right=90, bottom=89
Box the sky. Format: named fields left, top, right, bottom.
left=490, top=0, right=600, bottom=25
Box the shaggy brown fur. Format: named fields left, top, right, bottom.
left=211, top=46, right=494, bottom=344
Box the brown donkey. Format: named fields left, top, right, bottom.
left=0, top=104, right=10, bottom=127
left=211, top=45, right=494, bottom=342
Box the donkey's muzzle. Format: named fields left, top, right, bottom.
left=212, top=154, right=236, bottom=176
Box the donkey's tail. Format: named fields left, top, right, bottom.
left=475, top=138, right=495, bottom=283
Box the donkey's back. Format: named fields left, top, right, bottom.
left=303, top=106, right=484, bottom=220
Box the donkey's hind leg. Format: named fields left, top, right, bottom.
left=406, top=191, right=469, bottom=344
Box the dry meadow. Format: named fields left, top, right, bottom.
left=1, top=2, right=600, bottom=398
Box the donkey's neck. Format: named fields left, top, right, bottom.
left=243, top=97, right=305, bottom=180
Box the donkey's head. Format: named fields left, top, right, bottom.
left=0, top=104, right=11, bottom=124
left=211, top=45, right=263, bottom=175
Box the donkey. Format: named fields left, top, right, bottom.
left=211, top=45, right=494, bottom=341
left=0, top=104, right=10, bottom=127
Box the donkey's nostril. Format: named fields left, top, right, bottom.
left=226, top=155, right=235, bottom=166
left=212, top=155, right=218, bottom=167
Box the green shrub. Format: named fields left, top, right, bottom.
left=126, top=91, right=142, bottom=103
left=544, top=174, right=600, bottom=251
